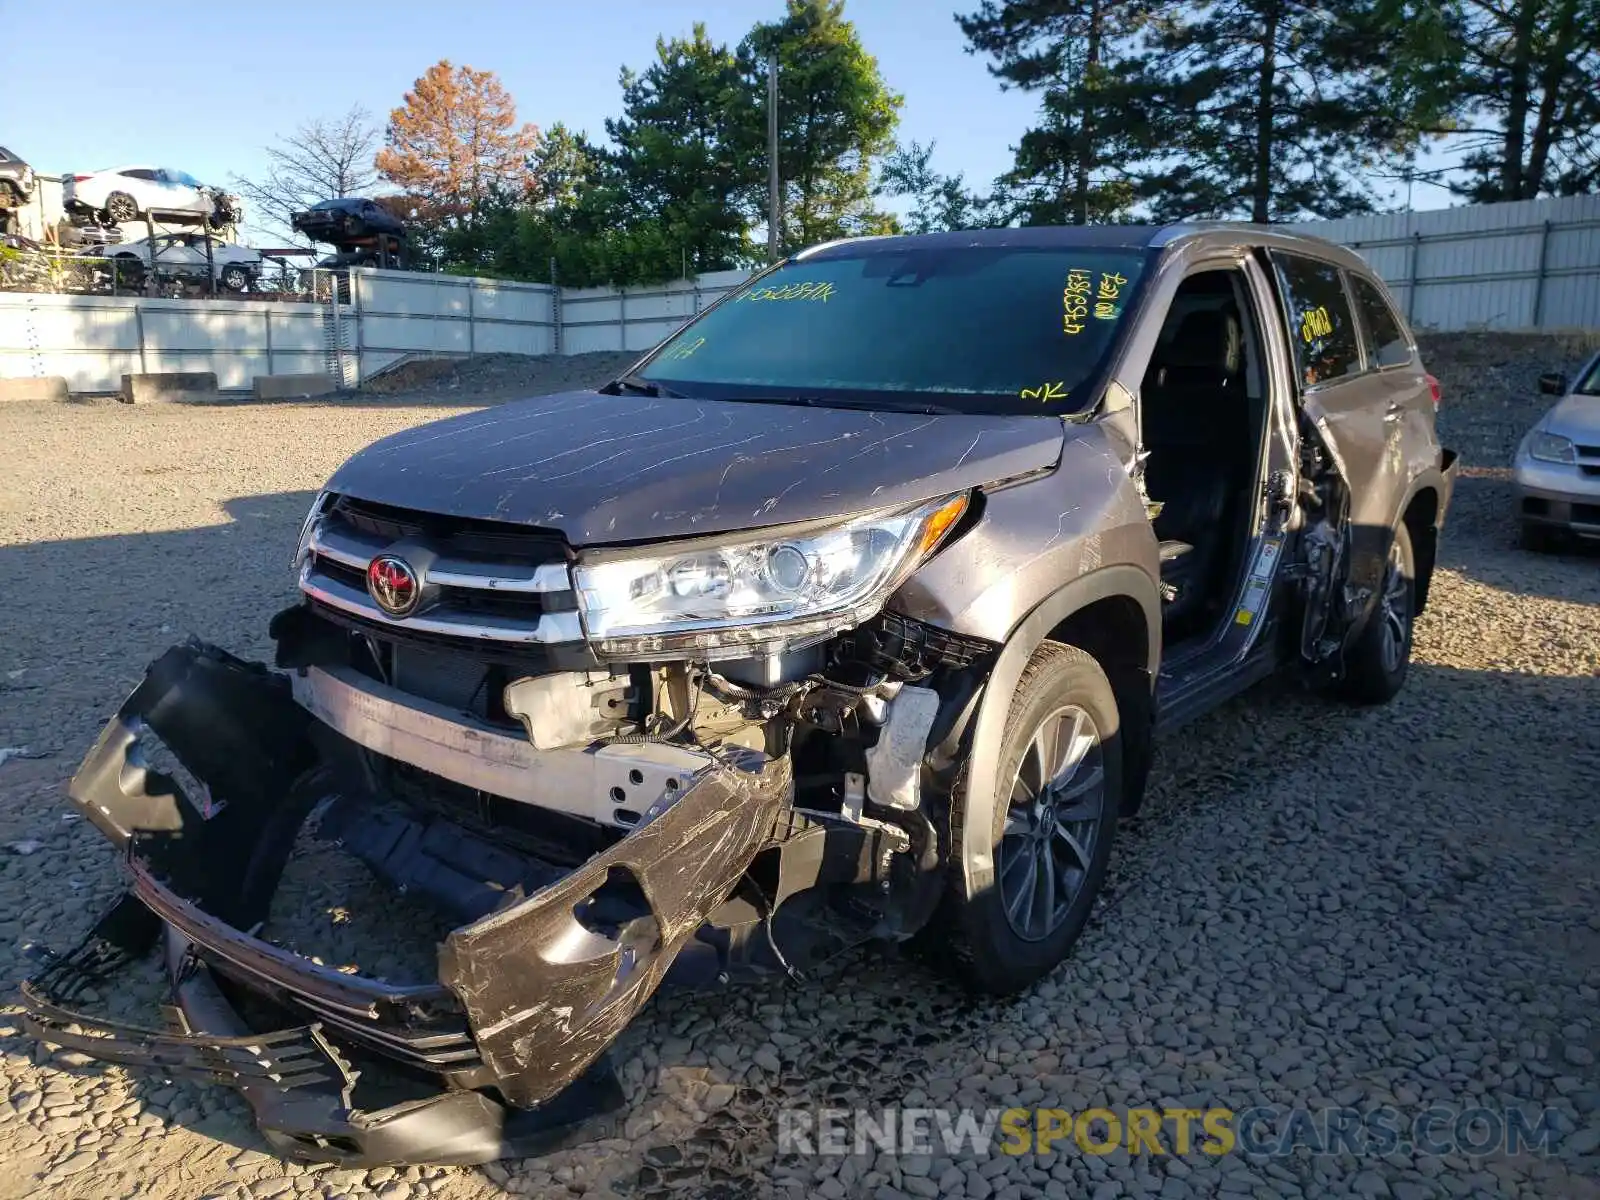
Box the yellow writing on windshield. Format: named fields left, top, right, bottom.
left=1020, top=381, right=1068, bottom=403
left=1300, top=305, right=1333, bottom=343
left=662, top=336, right=706, bottom=361
left=737, top=280, right=836, bottom=303
left=1063, top=268, right=1092, bottom=335
left=1095, top=271, right=1127, bottom=320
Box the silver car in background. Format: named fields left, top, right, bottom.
left=1514, top=353, right=1600, bottom=549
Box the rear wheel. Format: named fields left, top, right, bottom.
left=219, top=263, right=251, bottom=293
left=105, top=192, right=138, bottom=224
left=1339, top=521, right=1414, bottom=705
left=939, top=641, right=1121, bottom=995
left=112, top=255, right=145, bottom=291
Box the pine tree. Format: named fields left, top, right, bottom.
left=957, top=0, right=1158, bottom=224
left=1129, top=0, right=1420, bottom=222
left=606, top=25, right=759, bottom=276
left=737, top=0, right=904, bottom=250
left=1437, top=0, right=1600, bottom=201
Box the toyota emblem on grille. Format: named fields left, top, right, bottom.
left=367, top=554, right=421, bottom=618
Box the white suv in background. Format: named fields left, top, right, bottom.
left=81, top=233, right=261, bottom=292
left=63, top=166, right=239, bottom=228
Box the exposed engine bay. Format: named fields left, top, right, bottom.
left=20, top=584, right=996, bottom=1164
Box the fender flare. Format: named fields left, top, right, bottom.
left=955, top=563, right=1161, bottom=900
left=1380, top=453, right=1457, bottom=619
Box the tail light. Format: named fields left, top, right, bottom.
left=1426, top=373, right=1441, bottom=411
left=72, top=174, right=90, bottom=182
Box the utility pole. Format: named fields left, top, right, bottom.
left=767, top=54, right=781, bottom=263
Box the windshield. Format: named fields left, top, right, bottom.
left=165, top=169, right=203, bottom=187
left=637, top=244, right=1153, bottom=414
left=1576, top=356, right=1600, bottom=395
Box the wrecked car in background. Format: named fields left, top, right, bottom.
left=21, top=225, right=1457, bottom=1165
left=291, top=196, right=407, bottom=243
left=63, top=165, right=240, bottom=229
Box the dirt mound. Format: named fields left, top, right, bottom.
left=361, top=351, right=637, bottom=399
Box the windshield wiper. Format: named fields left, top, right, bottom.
left=726, top=394, right=966, bottom=416
left=604, top=375, right=684, bottom=398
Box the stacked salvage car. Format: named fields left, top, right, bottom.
left=291, top=196, right=411, bottom=270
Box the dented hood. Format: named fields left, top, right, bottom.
left=324, top=390, right=1064, bottom=543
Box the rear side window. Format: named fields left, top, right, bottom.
left=1272, top=254, right=1362, bottom=388
left=1350, top=275, right=1411, bottom=369
left=121, top=168, right=157, bottom=181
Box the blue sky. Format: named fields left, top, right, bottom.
left=0, top=0, right=1458, bottom=234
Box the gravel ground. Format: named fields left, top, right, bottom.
left=0, top=334, right=1597, bottom=1200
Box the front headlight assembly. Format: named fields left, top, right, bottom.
left=1526, top=431, right=1576, bottom=464
left=574, top=493, right=969, bottom=658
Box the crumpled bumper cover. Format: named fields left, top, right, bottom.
left=16, top=640, right=793, bottom=1164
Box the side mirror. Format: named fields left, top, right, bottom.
left=1538, top=372, right=1567, bottom=396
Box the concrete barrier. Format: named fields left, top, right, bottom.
left=251, top=372, right=338, bottom=401
left=0, top=376, right=68, bottom=403
left=120, top=372, right=219, bottom=404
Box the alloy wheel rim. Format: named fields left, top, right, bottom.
left=999, top=704, right=1105, bottom=942
left=1378, top=539, right=1410, bottom=675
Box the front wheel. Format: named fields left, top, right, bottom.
left=104, top=192, right=138, bottom=224
left=1339, top=521, right=1415, bottom=705
left=938, top=641, right=1121, bottom=995
left=219, top=264, right=251, bottom=293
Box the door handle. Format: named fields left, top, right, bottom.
left=1383, top=402, right=1405, bottom=422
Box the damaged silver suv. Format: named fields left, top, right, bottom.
left=22, top=225, right=1457, bottom=1165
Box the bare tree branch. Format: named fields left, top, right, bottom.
left=231, top=106, right=382, bottom=244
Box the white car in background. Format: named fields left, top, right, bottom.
left=1514, top=352, right=1600, bottom=550
left=63, top=166, right=238, bottom=228
left=80, top=232, right=261, bottom=292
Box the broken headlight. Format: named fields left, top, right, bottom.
left=574, top=493, right=968, bottom=656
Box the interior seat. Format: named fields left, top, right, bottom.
left=1142, top=306, right=1247, bottom=627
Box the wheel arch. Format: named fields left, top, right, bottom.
left=954, top=564, right=1160, bottom=901
left=1391, top=455, right=1453, bottom=615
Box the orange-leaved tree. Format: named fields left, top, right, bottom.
left=376, top=60, right=541, bottom=227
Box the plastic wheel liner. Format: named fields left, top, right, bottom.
left=18, top=640, right=793, bottom=1165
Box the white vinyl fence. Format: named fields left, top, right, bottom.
left=351, top=271, right=557, bottom=381
left=1282, top=192, right=1600, bottom=332
left=4, top=195, right=1597, bottom=394
left=0, top=291, right=328, bottom=392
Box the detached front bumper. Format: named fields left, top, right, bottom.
left=18, top=641, right=793, bottom=1165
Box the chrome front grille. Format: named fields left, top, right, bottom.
left=299, top=495, right=584, bottom=646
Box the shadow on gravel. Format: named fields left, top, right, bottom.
left=4, top=478, right=1597, bottom=1195
left=0, top=490, right=319, bottom=758
left=1438, top=474, right=1600, bottom=604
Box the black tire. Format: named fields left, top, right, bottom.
left=105, top=192, right=138, bottom=224
left=219, top=264, right=251, bottom=293
left=938, top=641, right=1122, bottom=995
left=112, top=255, right=145, bottom=290
left=1339, top=521, right=1415, bottom=705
